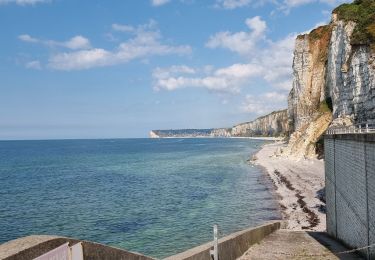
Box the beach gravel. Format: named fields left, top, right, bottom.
left=254, top=142, right=326, bottom=231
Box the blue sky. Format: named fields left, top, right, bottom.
left=0, top=0, right=349, bottom=139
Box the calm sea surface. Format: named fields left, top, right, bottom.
left=0, top=138, right=280, bottom=258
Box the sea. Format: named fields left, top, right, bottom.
left=0, top=138, right=281, bottom=258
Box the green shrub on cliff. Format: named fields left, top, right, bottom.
left=319, top=97, right=333, bottom=113
left=333, top=0, right=375, bottom=48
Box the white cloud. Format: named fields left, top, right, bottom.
left=206, top=16, right=267, bottom=56
left=255, top=33, right=296, bottom=90
left=245, top=16, right=267, bottom=37
left=154, top=16, right=295, bottom=112
left=18, top=34, right=38, bottom=43
left=150, top=0, right=197, bottom=7
left=112, top=23, right=135, bottom=33
left=282, top=0, right=314, bottom=8
left=155, top=76, right=235, bottom=92
left=206, top=17, right=295, bottom=90
left=215, top=0, right=252, bottom=9
left=0, top=0, right=50, bottom=5
left=25, top=60, right=41, bottom=70
left=151, top=0, right=171, bottom=6
left=241, top=92, right=287, bottom=114
left=284, top=0, right=348, bottom=8
left=153, top=65, right=196, bottom=79
left=19, top=21, right=191, bottom=70
left=215, top=63, right=262, bottom=78
left=153, top=63, right=263, bottom=93
left=214, top=0, right=350, bottom=10
left=45, top=22, right=191, bottom=70
left=279, top=0, right=350, bottom=13
left=64, top=36, right=91, bottom=50
left=18, top=34, right=91, bottom=50
left=112, top=20, right=157, bottom=33
left=152, top=60, right=289, bottom=95
left=48, top=49, right=112, bottom=70
left=263, top=91, right=288, bottom=102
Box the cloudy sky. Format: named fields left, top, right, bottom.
left=0, top=0, right=349, bottom=139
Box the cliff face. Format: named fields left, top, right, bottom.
left=232, top=110, right=289, bottom=137
left=150, top=110, right=289, bottom=138
left=149, top=131, right=160, bottom=138
left=327, top=14, right=375, bottom=124
left=210, top=128, right=232, bottom=137
left=288, top=26, right=332, bottom=133
left=285, top=26, right=333, bottom=158
left=286, top=1, right=375, bottom=158
left=149, top=129, right=218, bottom=138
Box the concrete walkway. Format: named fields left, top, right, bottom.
left=238, top=230, right=363, bottom=260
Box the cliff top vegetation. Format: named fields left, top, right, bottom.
left=309, top=25, right=332, bottom=62
left=333, top=0, right=375, bottom=48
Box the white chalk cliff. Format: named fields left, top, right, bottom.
left=232, top=110, right=289, bottom=137
left=327, top=14, right=375, bottom=124
left=286, top=3, right=375, bottom=158
left=150, top=110, right=289, bottom=138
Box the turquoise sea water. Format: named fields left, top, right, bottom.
left=0, top=138, right=280, bottom=258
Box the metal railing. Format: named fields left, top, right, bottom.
left=326, top=123, right=375, bottom=135
left=209, top=225, right=219, bottom=260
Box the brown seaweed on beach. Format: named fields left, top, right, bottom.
left=274, top=170, right=295, bottom=191
left=273, top=169, right=320, bottom=229
left=296, top=192, right=320, bottom=229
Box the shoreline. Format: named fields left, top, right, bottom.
left=151, top=136, right=284, bottom=140
left=252, top=142, right=326, bottom=231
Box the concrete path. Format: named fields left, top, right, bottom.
left=238, top=230, right=363, bottom=260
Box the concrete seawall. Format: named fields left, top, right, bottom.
left=0, top=235, right=155, bottom=260
left=0, top=221, right=282, bottom=260
left=165, top=221, right=282, bottom=260
left=325, top=133, right=375, bottom=259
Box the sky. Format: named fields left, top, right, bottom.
left=0, top=0, right=350, bottom=139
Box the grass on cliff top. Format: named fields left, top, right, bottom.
left=309, top=25, right=332, bottom=41
left=333, top=0, right=375, bottom=47
left=308, top=25, right=333, bottom=62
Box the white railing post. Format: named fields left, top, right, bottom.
left=213, top=225, right=218, bottom=260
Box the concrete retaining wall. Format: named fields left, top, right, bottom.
left=164, top=221, right=282, bottom=260
left=0, top=222, right=282, bottom=260
left=0, top=235, right=155, bottom=260
left=325, top=133, right=375, bottom=259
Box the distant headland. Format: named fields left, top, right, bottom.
left=150, top=109, right=289, bottom=138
